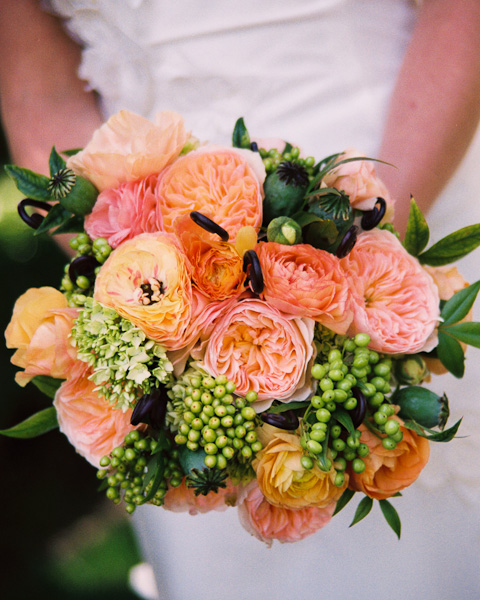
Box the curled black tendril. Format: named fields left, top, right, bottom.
left=17, top=198, right=52, bottom=230
left=130, top=386, right=169, bottom=430
left=350, top=387, right=368, bottom=429
left=335, top=225, right=358, bottom=258
left=190, top=211, right=229, bottom=242
left=243, top=249, right=264, bottom=294
left=250, top=141, right=259, bottom=152
left=261, top=409, right=299, bottom=431
left=68, top=255, right=101, bottom=283
left=360, top=197, right=386, bottom=230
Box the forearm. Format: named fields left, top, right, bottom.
left=0, top=0, right=102, bottom=174
left=377, top=0, right=480, bottom=235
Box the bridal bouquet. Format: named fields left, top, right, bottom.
left=4, top=111, right=480, bottom=545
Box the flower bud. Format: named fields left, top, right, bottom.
left=393, top=386, right=449, bottom=429
left=394, top=355, right=428, bottom=385
left=267, top=216, right=302, bottom=245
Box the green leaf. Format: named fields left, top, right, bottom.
left=0, top=407, right=58, bottom=438
left=232, top=117, right=251, bottom=149
left=49, top=146, right=67, bottom=176
left=403, top=197, right=429, bottom=256
left=440, top=281, right=480, bottom=325
left=282, top=142, right=293, bottom=155
left=333, top=488, right=355, bottom=516
left=436, top=330, right=465, bottom=378
left=139, top=450, right=165, bottom=504
left=349, top=496, right=373, bottom=527
left=62, top=148, right=83, bottom=157
left=31, top=375, right=63, bottom=399
left=268, top=401, right=310, bottom=414
left=418, top=224, right=480, bottom=266
left=53, top=215, right=85, bottom=234
left=441, top=321, right=480, bottom=348
left=332, top=408, right=355, bottom=436
left=34, top=203, right=72, bottom=236
left=379, top=499, right=401, bottom=539
left=404, top=418, right=462, bottom=442
left=4, top=164, right=51, bottom=201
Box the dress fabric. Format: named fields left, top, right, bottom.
left=48, top=1, right=480, bottom=599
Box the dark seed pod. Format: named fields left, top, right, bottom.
left=361, top=197, right=386, bottom=230
left=275, top=161, right=310, bottom=187
left=250, top=141, right=259, bottom=152
left=190, top=211, right=229, bottom=242
left=131, top=386, right=169, bottom=430
left=335, top=225, right=358, bottom=258
left=261, top=410, right=299, bottom=431
left=68, top=255, right=101, bottom=283
left=17, top=198, right=52, bottom=230
left=243, top=249, right=264, bottom=294
left=350, top=387, right=368, bottom=428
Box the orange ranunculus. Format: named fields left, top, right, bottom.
left=348, top=416, right=430, bottom=500
left=54, top=361, right=135, bottom=467
left=323, top=148, right=394, bottom=218
left=201, top=298, right=316, bottom=411
left=257, top=241, right=353, bottom=334
left=237, top=481, right=336, bottom=546
left=342, top=229, right=440, bottom=354
left=5, top=287, right=78, bottom=386
left=84, top=174, right=162, bottom=248
left=94, top=232, right=192, bottom=350
left=163, top=478, right=239, bottom=515
left=155, top=146, right=264, bottom=239
left=174, top=214, right=246, bottom=301
left=67, top=110, right=189, bottom=191
left=253, top=429, right=347, bottom=510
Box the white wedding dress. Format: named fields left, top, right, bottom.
left=48, top=1, right=480, bottom=599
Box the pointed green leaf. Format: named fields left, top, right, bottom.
left=0, top=407, right=58, bottom=438
left=418, top=224, right=480, bottom=266
left=49, top=146, right=67, bottom=176
left=34, top=203, right=72, bottom=235
left=282, top=142, right=293, bottom=155
left=379, top=499, right=401, bottom=539
left=440, top=281, right=480, bottom=325
left=436, top=330, right=465, bottom=378
left=268, top=401, right=310, bottom=414
left=333, top=488, right=356, bottom=516
left=441, top=321, right=480, bottom=348
left=332, top=408, right=355, bottom=436
left=4, top=164, right=51, bottom=201
left=403, top=197, right=429, bottom=256
left=52, top=215, right=85, bottom=234
left=62, top=148, right=83, bottom=157
left=404, top=417, right=462, bottom=442
left=232, top=117, right=251, bottom=149
left=139, top=450, right=165, bottom=504
left=31, top=375, right=63, bottom=399
left=349, top=496, right=373, bottom=527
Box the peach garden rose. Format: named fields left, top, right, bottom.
left=94, top=232, right=192, bottom=350
left=342, top=229, right=440, bottom=354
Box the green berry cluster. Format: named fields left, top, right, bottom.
left=259, top=146, right=316, bottom=177
left=170, top=373, right=262, bottom=470
left=97, top=429, right=182, bottom=513
left=301, top=332, right=397, bottom=484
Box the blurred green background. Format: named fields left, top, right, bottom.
left=0, top=125, right=145, bottom=599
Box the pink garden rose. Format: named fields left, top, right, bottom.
left=342, top=229, right=440, bottom=354
left=54, top=361, right=135, bottom=467
left=201, top=298, right=315, bottom=411
left=84, top=174, right=161, bottom=248
left=163, top=478, right=239, bottom=515
left=155, top=146, right=264, bottom=239
left=5, top=287, right=78, bottom=386
left=67, top=110, right=189, bottom=191
left=257, top=241, right=353, bottom=334
left=237, top=482, right=335, bottom=546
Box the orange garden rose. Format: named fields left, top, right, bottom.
left=155, top=146, right=264, bottom=239
left=253, top=428, right=347, bottom=510
left=5, top=287, right=78, bottom=386
left=342, top=229, right=440, bottom=354
left=238, top=482, right=336, bottom=545
left=94, top=233, right=192, bottom=350
left=202, top=298, right=315, bottom=410
left=67, top=110, right=189, bottom=191
left=174, top=214, right=246, bottom=301
left=348, top=416, right=430, bottom=500
left=257, top=241, right=353, bottom=334
left=85, top=174, right=161, bottom=248
left=163, top=478, right=239, bottom=515
left=54, top=361, right=135, bottom=467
